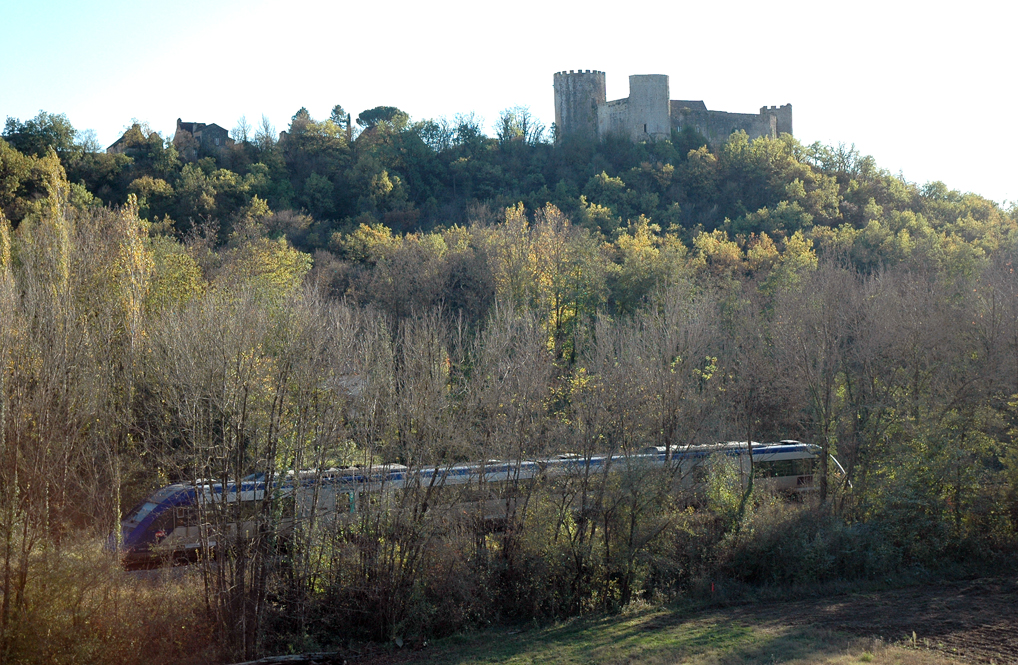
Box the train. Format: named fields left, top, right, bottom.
left=115, top=440, right=836, bottom=568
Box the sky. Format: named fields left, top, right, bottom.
left=2, top=0, right=1015, bottom=206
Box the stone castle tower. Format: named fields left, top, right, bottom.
left=552, top=70, right=607, bottom=142
left=553, top=70, right=791, bottom=145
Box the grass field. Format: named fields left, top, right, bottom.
left=362, top=602, right=965, bottom=665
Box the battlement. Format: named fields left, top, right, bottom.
left=554, top=70, right=791, bottom=145
left=759, top=104, right=793, bottom=136
left=553, top=70, right=607, bottom=141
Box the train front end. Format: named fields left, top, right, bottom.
left=113, top=484, right=193, bottom=568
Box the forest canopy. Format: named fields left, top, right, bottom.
left=2, top=106, right=1014, bottom=306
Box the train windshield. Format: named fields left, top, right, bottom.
left=124, top=502, right=160, bottom=527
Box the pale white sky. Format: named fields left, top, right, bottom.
left=2, top=0, right=1014, bottom=205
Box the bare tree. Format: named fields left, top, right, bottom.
left=142, top=286, right=365, bottom=659
left=774, top=262, right=860, bottom=503
left=635, top=280, right=721, bottom=462
left=717, top=289, right=783, bottom=515
left=255, top=115, right=277, bottom=151
left=461, top=304, right=552, bottom=548
left=233, top=116, right=253, bottom=144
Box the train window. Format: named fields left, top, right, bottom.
left=125, top=502, right=159, bottom=526
left=754, top=458, right=815, bottom=478
left=174, top=506, right=199, bottom=527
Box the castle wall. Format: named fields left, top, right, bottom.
left=553, top=70, right=606, bottom=142
left=671, top=107, right=776, bottom=145
left=597, top=99, right=630, bottom=139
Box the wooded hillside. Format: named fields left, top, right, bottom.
left=1, top=108, right=1016, bottom=664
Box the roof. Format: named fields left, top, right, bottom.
left=176, top=119, right=204, bottom=134
left=671, top=100, right=708, bottom=112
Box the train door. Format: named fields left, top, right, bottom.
left=145, top=508, right=174, bottom=549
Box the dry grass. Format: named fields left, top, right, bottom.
left=1, top=540, right=217, bottom=665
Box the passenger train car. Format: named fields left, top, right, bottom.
left=115, top=440, right=834, bottom=567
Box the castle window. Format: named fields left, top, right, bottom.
left=644, top=124, right=647, bottom=133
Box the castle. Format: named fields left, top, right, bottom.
left=105, top=119, right=234, bottom=157
left=172, top=119, right=233, bottom=159
left=553, top=70, right=791, bottom=145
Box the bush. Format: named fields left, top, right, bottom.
left=719, top=502, right=900, bottom=585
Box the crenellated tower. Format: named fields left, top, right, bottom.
left=553, top=70, right=606, bottom=142
left=759, top=104, right=793, bottom=136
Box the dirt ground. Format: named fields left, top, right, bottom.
left=725, top=577, right=1018, bottom=663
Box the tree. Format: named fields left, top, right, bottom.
left=232, top=116, right=253, bottom=143
left=483, top=204, right=607, bottom=358
left=282, top=112, right=350, bottom=189
left=496, top=106, right=545, bottom=147
left=75, top=129, right=101, bottom=154
left=254, top=115, right=277, bottom=151
left=0, top=197, right=152, bottom=659
left=2, top=111, right=78, bottom=157
left=453, top=113, right=486, bottom=149
left=718, top=288, right=789, bottom=516
left=356, top=106, right=406, bottom=129
left=215, top=235, right=312, bottom=301
left=607, top=218, right=685, bottom=314
left=635, top=280, right=720, bottom=461
left=774, top=261, right=859, bottom=503
left=0, top=139, right=67, bottom=226
left=330, top=104, right=350, bottom=131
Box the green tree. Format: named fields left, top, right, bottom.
left=330, top=104, right=350, bottom=131
left=356, top=106, right=407, bottom=129
left=607, top=216, right=687, bottom=314
left=3, top=111, right=78, bottom=157
left=0, top=139, right=66, bottom=226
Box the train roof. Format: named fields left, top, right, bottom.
left=640, top=441, right=816, bottom=456
left=140, top=441, right=819, bottom=500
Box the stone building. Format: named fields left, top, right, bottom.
left=106, top=123, right=151, bottom=155
left=173, top=118, right=233, bottom=159
left=553, top=70, right=791, bottom=145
